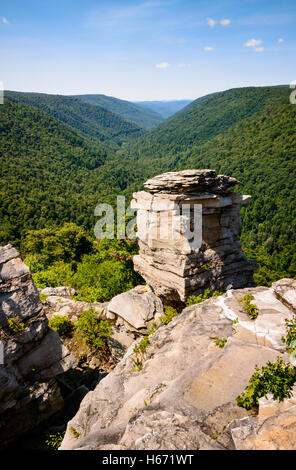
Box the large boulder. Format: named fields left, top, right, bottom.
left=107, top=285, right=163, bottom=330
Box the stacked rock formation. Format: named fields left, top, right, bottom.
left=0, top=245, right=76, bottom=447
left=132, top=169, right=257, bottom=303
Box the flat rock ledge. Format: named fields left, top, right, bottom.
left=60, top=279, right=296, bottom=450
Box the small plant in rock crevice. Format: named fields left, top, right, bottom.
left=7, top=317, right=25, bottom=335
left=132, top=336, right=150, bottom=372
left=186, top=289, right=222, bottom=307
left=239, top=293, right=258, bottom=320
left=160, top=306, right=179, bottom=325
left=70, top=426, right=80, bottom=439
left=214, top=337, right=227, bottom=349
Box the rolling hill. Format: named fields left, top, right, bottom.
left=5, top=90, right=144, bottom=149
left=73, top=94, right=164, bottom=129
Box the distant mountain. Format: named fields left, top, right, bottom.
left=73, top=94, right=164, bottom=129
left=5, top=90, right=143, bottom=149
left=135, top=100, right=192, bottom=118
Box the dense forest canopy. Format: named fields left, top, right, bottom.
left=5, top=90, right=144, bottom=149
left=0, top=85, right=295, bottom=296
left=73, top=94, right=164, bottom=129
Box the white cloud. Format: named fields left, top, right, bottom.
left=244, top=38, right=264, bottom=52
left=244, top=38, right=263, bottom=48
left=220, top=19, right=231, bottom=26
left=2, top=16, right=9, bottom=24
left=155, top=61, right=171, bottom=69
left=204, top=46, right=213, bottom=51
left=207, top=18, right=217, bottom=28
left=278, top=38, right=284, bottom=43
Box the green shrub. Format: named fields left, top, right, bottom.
left=70, top=427, right=80, bottom=439
left=160, top=306, right=179, bottom=326
left=239, top=293, right=258, bottom=320
left=282, top=315, right=296, bottom=350
left=74, top=309, right=111, bottom=350
left=73, top=258, right=141, bottom=302
left=186, top=289, right=222, bottom=306
left=32, top=261, right=74, bottom=289
left=7, top=318, right=25, bottom=335
left=49, top=315, right=73, bottom=337
left=214, top=337, right=227, bottom=348
left=236, top=358, right=296, bottom=410
left=45, top=432, right=65, bottom=450
left=132, top=336, right=151, bottom=372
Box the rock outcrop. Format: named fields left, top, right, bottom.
left=107, top=285, right=163, bottom=331
left=0, top=245, right=77, bottom=447
left=132, top=169, right=257, bottom=303
left=60, top=279, right=296, bottom=450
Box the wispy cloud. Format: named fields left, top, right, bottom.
left=2, top=16, right=9, bottom=25
left=156, top=61, right=171, bottom=68
left=207, top=18, right=231, bottom=28
left=204, top=46, right=213, bottom=51
left=207, top=18, right=217, bottom=28
left=244, top=38, right=264, bottom=52
left=278, top=38, right=285, bottom=44
left=86, top=1, right=175, bottom=31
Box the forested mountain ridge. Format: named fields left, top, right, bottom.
left=73, top=94, right=164, bottom=129
left=0, top=98, right=124, bottom=243
left=5, top=90, right=144, bottom=149
left=0, top=85, right=295, bottom=287
left=128, top=86, right=290, bottom=165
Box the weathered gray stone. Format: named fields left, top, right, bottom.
left=132, top=169, right=257, bottom=303
left=272, top=278, right=296, bottom=313
left=231, top=406, right=296, bottom=450
left=107, top=285, right=163, bottom=330
left=39, top=286, right=76, bottom=298
left=0, top=245, right=77, bottom=447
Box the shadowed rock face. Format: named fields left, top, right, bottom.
left=132, top=169, right=257, bottom=303
left=0, top=245, right=76, bottom=447
left=60, top=279, right=296, bottom=450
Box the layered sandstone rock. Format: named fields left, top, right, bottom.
left=60, top=279, right=296, bottom=450
left=132, top=169, right=257, bottom=303
left=0, top=245, right=76, bottom=447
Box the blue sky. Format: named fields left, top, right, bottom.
left=0, top=0, right=295, bottom=100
